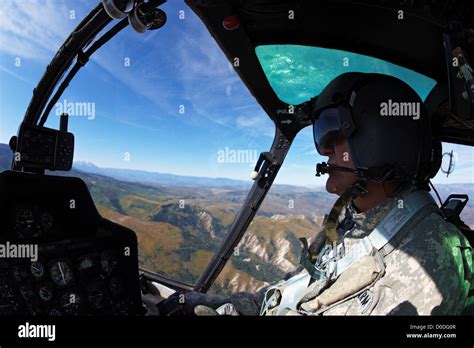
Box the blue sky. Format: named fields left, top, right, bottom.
left=0, top=0, right=472, bottom=186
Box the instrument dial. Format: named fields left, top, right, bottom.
left=101, top=250, right=119, bottom=275
left=19, top=284, right=35, bottom=301
left=12, top=265, right=29, bottom=282
left=40, top=211, right=54, bottom=233
left=50, top=260, right=74, bottom=287
left=78, top=254, right=98, bottom=274
left=15, top=207, right=41, bottom=239
left=60, top=290, right=82, bottom=315
left=31, top=261, right=45, bottom=279
left=86, top=282, right=108, bottom=310
left=38, top=284, right=53, bottom=302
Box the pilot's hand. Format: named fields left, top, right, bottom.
left=185, top=291, right=262, bottom=315
left=194, top=303, right=239, bottom=316
left=160, top=291, right=262, bottom=316
left=159, top=291, right=230, bottom=315
left=184, top=291, right=231, bottom=314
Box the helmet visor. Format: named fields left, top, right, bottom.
left=313, top=108, right=344, bottom=155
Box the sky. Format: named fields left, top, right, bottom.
left=0, top=0, right=472, bottom=187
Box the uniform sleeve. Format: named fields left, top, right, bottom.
left=369, top=213, right=469, bottom=315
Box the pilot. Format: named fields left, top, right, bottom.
left=179, top=72, right=473, bottom=316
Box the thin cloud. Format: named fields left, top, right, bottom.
left=0, top=65, right=34, bottom=85
left=0, top=0, right=275, bottom=139
left=236, top=115, right=263, bottom=128
left=0, top=0, right=76, bottom=60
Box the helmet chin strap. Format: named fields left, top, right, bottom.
left=322, top=180, right=368, bottom=245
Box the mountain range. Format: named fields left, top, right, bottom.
left=1, top=143, right=473, bottom=294
left=74, top=161, right=253, bottom=187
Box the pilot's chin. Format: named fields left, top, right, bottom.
left=325, top=176, right=338, bottom=195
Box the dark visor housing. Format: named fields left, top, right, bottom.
left=312, top=105, right=355, bottom=154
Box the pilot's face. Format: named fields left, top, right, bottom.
left=319, top=135, right=357, bottom=195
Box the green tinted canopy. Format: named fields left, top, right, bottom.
left=255, top=45, right=436, bottom=106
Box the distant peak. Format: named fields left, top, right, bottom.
left=74, top=161, right=99, bottom=168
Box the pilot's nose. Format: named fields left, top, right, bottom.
left=319, top=143, right=334, bottom=157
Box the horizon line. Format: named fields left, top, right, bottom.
left=73, top=160, right=474, bottom=187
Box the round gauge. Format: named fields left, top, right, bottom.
left=15, top=208, right=40, bottom=239
left=30, top=261, right=44, bottom=279
left=19, top=285, right=35, bottom=301
left=86, top=283, right=107, bottom=310
left=60, top=291, right=82, bottom=315
left=50, top=261, right=74, bottom=287
left=38, top=284, right=53, bottom=302
left=101, top=250, right=119, bottom=274
left=40, top=211, right=54, bottom=233
left=0, top=281, right=15, bottom=299
left=12, top=265, right=29, bottom=281
left=78, top=255, right=96, bottom=273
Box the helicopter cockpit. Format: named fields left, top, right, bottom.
left=0, top=0, right=473, bottom=319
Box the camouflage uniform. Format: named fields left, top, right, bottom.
left=191, top=186, right=472, bottom=316
left=299, top=186, right=473, bottom=315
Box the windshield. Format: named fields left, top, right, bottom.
left=0, top=0, right=274, bottom=290
left=255, top=45, right=436, bottom=105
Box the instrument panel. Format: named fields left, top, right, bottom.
left=0, top=171, right=143, bottom=316
left=13, top=204, right=56, bottom=240
left=0, top=239, right=136, bottom=316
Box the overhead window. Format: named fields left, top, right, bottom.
left=255, top=45, right=437, bottom=106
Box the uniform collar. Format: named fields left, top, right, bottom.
left=342, top=184, right=417, bottom=237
